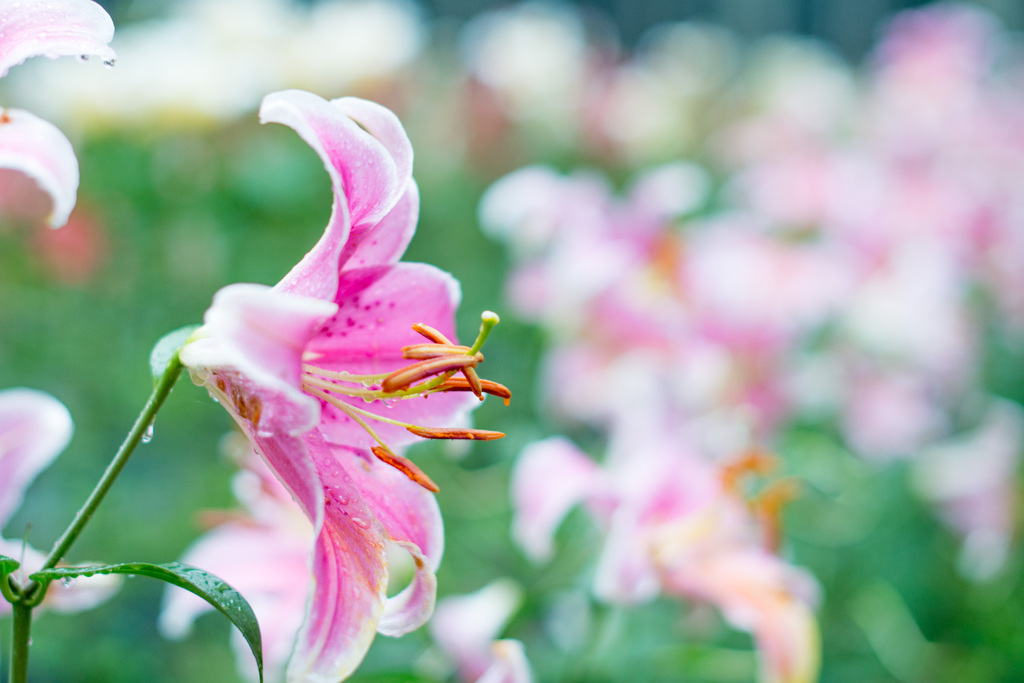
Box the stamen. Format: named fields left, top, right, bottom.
left=371, top=446, right=440, bottom=493
left=406, top=426, right=505, bottom=440
left=302, top=364, right=385, bottom=384
left=302, top=373, right=379, bottom=399
left=462, top=366, right=484, bottom=399
left=720, top=448, right=776, bottom=494
left=755, top=478, right=801, bottom=552
left=435, top=377, right=511, bottom=405
left=401, top=343, right=477, bottom=359
left=381, top=355, right=480, bottom=393
left=412, top=323, right=452, bottom=345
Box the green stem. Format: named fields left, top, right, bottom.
left=0, top=573, right=17, bottom=605
left=39, top=355, right=184, bottom=582
left=7, top=354, right=184, bottom=678
left=10, top=602, right=32, bottom=683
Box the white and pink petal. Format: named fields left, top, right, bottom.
left=181, top=283, right=337, bottom=437
left=0, top=387, right=73, bottom=526
left=0, top=0, right=115, bottom=78
left=0, top=108, right=78, bottom=227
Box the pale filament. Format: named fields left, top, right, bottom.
left=302, top=363, right=460, bottom=402
left=300, top=362, right=384, bottom=384
left=302, top=383, right=420, bottom=458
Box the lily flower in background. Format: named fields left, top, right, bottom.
left=512, top=419, right=819, bottom=683
left=179, top=89, right=507, bottom=682
left=0, top=388, right=119, bottom=613
left=429, top=579, right=532, bottom=683
left=0, top=0, right=115, bottom=227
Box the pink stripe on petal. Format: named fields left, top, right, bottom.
left=0, top=108, right=78, bottom=227
left=0, top=0, right=115, bottom=78
left=279, top=433, right=390, bottom=682
left=0, top=388, right=72, bottom=526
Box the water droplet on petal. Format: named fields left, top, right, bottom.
left=103, top=58, right=117, bottom=69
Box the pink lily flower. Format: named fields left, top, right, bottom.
left=180, top=90, right=506, bottom=682
left=429, top=579, right=532, bottom=683
left=0, top=388, right=119, bottom=613
left=0, top=0, right=115, bottom=227
left=512, top=426, right=819, bottom=683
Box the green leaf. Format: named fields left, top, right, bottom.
left=32, top=561, right=262, bottom=681
left=1, top=554, right=22, bottom=604
left=0, top=554, right=20, bottom=576
left=149, top=325, right=200, bottom=385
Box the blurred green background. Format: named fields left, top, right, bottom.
left=2, top=1, right=1024, bottom=682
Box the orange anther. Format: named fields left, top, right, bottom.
left=372, top=446, right=440, bottom=493
left=406, top=426, right=505, bottom=441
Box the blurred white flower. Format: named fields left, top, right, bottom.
left=9, top=0, right=424, bottom=130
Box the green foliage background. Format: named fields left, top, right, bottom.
left=2, top=5, right=1024, bottom=683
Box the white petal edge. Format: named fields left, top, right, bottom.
left=0, top=108, right=78, bottom=227
left=0, top=0, right=115, bottom=78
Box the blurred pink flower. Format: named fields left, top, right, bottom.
left=0, top=0, right=115, bottom=227
left=0, top=388, right=119, bottom=614
left=430, top=579, right=532, bottom=683
left=511, top=422, right=819, bottom=683
left=161, top=448, right=312, bottom=682
left=179, top=90, right=501, bottom=682
left=913, top=400, right=1023, bottom=581
left=29, top=203, right=107, bottom=283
